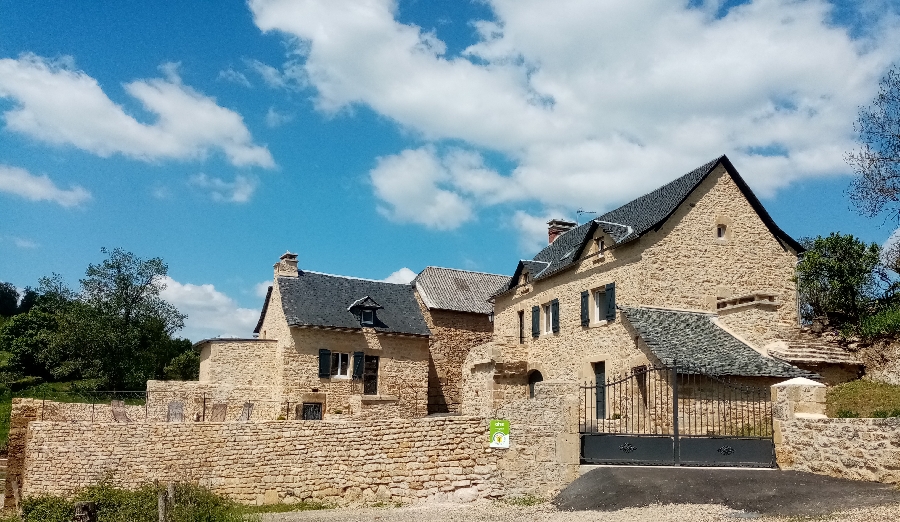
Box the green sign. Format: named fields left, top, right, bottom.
left=489, top=419, right=510, bottom=448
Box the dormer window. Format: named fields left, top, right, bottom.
left=348, top=295, right=383, bottom=327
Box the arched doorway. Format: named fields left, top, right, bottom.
left=528, top=370, right=544, bottom=398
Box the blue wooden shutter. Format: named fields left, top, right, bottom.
left=318, top=349, right=331, bottom=378
left=605, top=283, right=616, bottom=322
left=531, top=306, right=540, bottom=338
left=551, top=299, right=560, bottom=333
left=580, top=291, right=589, bottom=327
left=352, top=351, right=365, bottom=379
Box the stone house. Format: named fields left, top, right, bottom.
left=461, top=155, right=822, bottom=415
left=149, top=253, right=433, bottom=421
left=413, top=267, right=510, bottom=414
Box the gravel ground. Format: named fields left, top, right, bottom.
left=261, top=500, right=900, bottom=522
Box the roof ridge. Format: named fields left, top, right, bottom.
left=622, top=304, right=717, bottom=316
left=298, top=269, right=412, bottom=285
left=420, top=266, right=510, bottom=277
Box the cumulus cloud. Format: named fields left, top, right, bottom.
left=0, top=164, right=91, bottom=207
left=254, top=281, right=272, bottom=298
left=0, top=54, right=275, bottom=168
left=189, top=173, right=258, bottom=203
left=384, top=267, right=417, bottom=284
left=250, top=0, right=900, bottom=234
left=247, top=59, right=307, bottom=90
left=511, top=209, right=572, bottom=253
left=159, top=276, right=259, bottom=341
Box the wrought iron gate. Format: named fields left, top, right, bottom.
left=580, top=363, right=775, bottom=467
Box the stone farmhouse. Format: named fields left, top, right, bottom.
left=145, top=256, right=508, bottom=422
left=462, top=155, right=857, bottom=416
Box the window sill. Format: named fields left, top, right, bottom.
left=588, top=320, right=609, bottom=328
left=330, top=375, right=352, bottom=380
left=360, top=395, right=398, bottom=403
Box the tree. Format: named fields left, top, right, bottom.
left=0, top=249, right=191, bottom=389
left=0, top=282, right=18, bottom=317
left=796, top=233, right=882, bottom=324
left=847, top=66, right=900, bottom=219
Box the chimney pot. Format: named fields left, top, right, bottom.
left=274, top=251, right=299, bottom=277
left=547, top=219, right=577, bottom=244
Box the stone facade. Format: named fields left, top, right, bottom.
left=197, top=339, right=278, bottom=386
left=417, top=301, right=493, bottom=414
left=773, top=378, right=900, bottom=484
left=467, top=165, right=803, bottom=414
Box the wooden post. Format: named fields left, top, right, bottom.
left=157, top=488, right=166, bottom=522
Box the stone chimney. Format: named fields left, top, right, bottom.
left=547, top=219, right=577, bottom=244
left=274, top=252, right=299, bottom=278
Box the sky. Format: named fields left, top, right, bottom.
left=1, top=0, right=900, bottom=341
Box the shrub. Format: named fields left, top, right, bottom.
left=871, top=408, right=900, bottom=418
left=20, top=495, right=73, bottom=522
left=827, top=380, right=900, bottom=418
left=851, top=305, right=900, bottom=340
left=835, top=409, right=860, bottom=418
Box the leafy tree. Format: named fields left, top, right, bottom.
left=847, top=66, right=900, bottom=219
left=16, top=287, right=39, bottom=314
left=0, top=282, right=18, bottom=317
left=0, top=249, right=191, bottom=389
left=796, top=233, right=882, bottom=324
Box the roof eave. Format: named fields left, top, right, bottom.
left=253, top=285, right=273, bottom=334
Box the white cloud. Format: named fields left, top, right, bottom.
left=370, top=147, right=474, bottom=230
left=511, top=209, right=571, bottom=253
left=250, top=0, right=900, bottom=232
left=247, top=59, right=307, bottom=90
left=0, top=164, right=91, bottom=207
left=159, top=276, right=259, bottom=341
left=384, top=267, right=417, bottom=284
left=217, top=67, right=252, bottom=87
left=189, top=173, right=258, bottom=203
left=0, top=54, right=275, bottom=168
left=254, top=281, right=272, bottom=298
left=265, top=107, right=293, bottom=128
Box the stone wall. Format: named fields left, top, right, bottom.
left=773, top=378, right=900, bottom=484
left=197, top=339, right=278, bottom=386
left=416, top=297, right=493, bottom=414
left=8, top=379, right=579, bottom=507
left=145, top=381, right=285, bottom=422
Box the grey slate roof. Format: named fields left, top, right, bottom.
left=274, top=270, right=430, bottom=336
left=621, top=307, right=816, bottom=378
left=413, top=266, right=510, bottom=315
left=500, top=155, right=804, bottom=293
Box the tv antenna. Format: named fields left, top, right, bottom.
left=576, top=208, right=597, bottom=224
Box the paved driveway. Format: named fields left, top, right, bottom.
left=555, top=466, right=900, bottom=516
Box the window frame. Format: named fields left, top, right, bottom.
left=543, top=303, right=552, bottom=333
left=593, top=289, right=606, bottom=324
left=360, top=309, right=375, bottom=326
left=330, top=352, right=351, bottom=378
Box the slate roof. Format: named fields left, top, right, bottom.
left=621, top=306, right=816, bottom=378
left=499, top=155, right=804, bottom=293
left=268, top=270, right=430, bottom=336
left=413, top=266, right=510, bottom=315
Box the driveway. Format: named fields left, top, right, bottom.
left=555, top=466, right=900, bottom=516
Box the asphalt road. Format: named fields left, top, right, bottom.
left=554, top=466, right=900, bottom=516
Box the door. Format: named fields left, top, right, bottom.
left=594, top=362, right=606, bottom=419
left=363, top=355, right=379, bottom=395
left=300, top=402, right=322, bottom=420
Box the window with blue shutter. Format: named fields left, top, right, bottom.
left=605, top=283, right=616, bottom=322
left=352, top=351, right=365, bottom=379
left=551, top=299, right=560, bottom=333
left=531, top=305, right=540, bottom=338
left=318, top=349, right=331, bottom=378
left=580, top=291, right=589, bottom=327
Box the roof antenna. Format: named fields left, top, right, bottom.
left=576, top=208, right=597, bottom=224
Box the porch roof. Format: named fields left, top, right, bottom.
left=621, top=306, right=816, bottom=378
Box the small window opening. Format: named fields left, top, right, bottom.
left=361, top=309, right=374, bottom=326
left=716, top=224, right=727, bottom=239
left=596, top=238, right=605, bottom=258
left=528, top=370, right=544, bottom=398
left=518, top=310, right=525, bottom=344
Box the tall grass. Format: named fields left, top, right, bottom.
left=826, top=380, right=900, bottom=418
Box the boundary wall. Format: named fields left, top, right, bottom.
left=773, top=378, right=900, bottom=484
left=6, top=381, right=578, bottom=506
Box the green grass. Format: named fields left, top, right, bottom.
left=826, top=380, right=900, bottom=418
left=501, top=494, right=545, bottom=507
left=238, top=500, right=329, bottom=514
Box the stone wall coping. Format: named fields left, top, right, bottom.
left=773, top=377, right=824, bottom=387
left=25, top=416, right=489, bottom=428
left=794, top=412, right=827, bottom=420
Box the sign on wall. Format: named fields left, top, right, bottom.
left=489, top=419, right=510, bottom=449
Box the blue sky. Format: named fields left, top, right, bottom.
left=1, top=0, right=899, bottom=341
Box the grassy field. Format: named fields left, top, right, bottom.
left=826, top=379, right=900, bottom=418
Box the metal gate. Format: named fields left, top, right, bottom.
left=580, top=363, right=775, bottom=467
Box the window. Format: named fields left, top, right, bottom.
left=299, top=402, right=322, bottom=420
left=593, top=289, right=605, bottom=323
left=596, top=238, right=605, bottom=259
left=543, top=304, right=551, bottom=333
left=543, top=299, right=559, bottom=334
left=717, top=224, right=726, bottom=239
left=363, top=355, right=379, bottom=395
left=518, top=310, right=525, bottom=344
left=361, top=309, right=374, bottom=326
left=330, top=352, right=351, bottom=378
